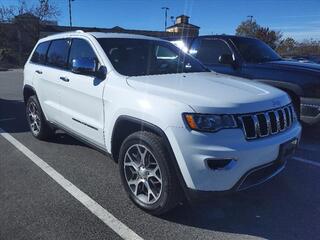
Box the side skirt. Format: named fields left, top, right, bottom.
left=49, top=121, right=112, bottom=158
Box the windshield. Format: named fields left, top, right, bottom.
left=97, top=38, right=208, bottom=76
left=232, top=38, right=282, bottom=63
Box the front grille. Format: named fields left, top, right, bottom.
left=239, top=104, right=296, bottom=140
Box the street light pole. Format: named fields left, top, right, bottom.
left=247, top=15, right=254, bottom=23
left=161, top=7, right=169, bottom=31
left=68, top=0, right=74, bottom=28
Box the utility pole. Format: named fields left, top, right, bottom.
left=247, top=15, right=254, bottom=22
left=161, top=7, right=169, bottom=31
left=68, top=0, right=74, bottom=28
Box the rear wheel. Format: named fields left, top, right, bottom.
left=26, top=95, right=54, bottom=140
left=119, top=131, right=181, bottom=215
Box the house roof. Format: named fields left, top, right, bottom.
left=16, top=13, right=39, bottom=18
left=166, top=22, right=200, bottom=30
left=175, top=14, right=190, bottom=19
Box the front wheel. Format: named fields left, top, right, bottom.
left=119, top=131, right=181, bottom=215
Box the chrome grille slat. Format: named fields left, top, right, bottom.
left=264, top=112, right=271, bottom=135
left=239, top=104, right=296, bottom=140
left=286, top=107, right=292, bottom=127
left=252, top=115, right=261, bottom=137
left=282, top=108, right=287, bottom=129
left=274, top=110, right=281, bottom=132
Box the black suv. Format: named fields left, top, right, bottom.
left=169, top=35, right=320, bottom=125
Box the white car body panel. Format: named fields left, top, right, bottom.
left=126, top=72, right=291, bottom=114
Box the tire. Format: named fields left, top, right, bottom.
left=119, top=131, right=181, bottom=215
left=26, top=95, right=54, bottom=140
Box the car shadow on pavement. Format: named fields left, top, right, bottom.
left=0, top=98, right=29, bottom=133
left=301, top=123, right=320, bottom=142
left=162, top=165, right=319, bottom=240
left=0, top=98, right=87, bottom=147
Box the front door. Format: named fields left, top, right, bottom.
left=58, top=38, right=106, bottom=148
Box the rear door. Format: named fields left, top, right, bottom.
left=58, top=37, right=105, bottom=148
left=26, top=41, right=50, bottom=90
left=35, top=38, right=71, bottom=123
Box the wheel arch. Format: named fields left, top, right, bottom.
left=23, top=84, right=37, bottom=104
left=111, top=115, right=188, bottom=197
left=111, top=115, right=166, bottom=162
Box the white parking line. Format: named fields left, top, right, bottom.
left=0, top=128, right=143, bottom=240
left=0, top=118, right=16, bottom=122
left=292, top=156, right=320, bottom=168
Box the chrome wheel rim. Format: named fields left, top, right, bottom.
left=124, top=144, right=162, bottom=204
left=27, top=101, right=41, bottom=135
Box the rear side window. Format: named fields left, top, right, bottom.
left=30, top=41, right=50, bottom=64
left=68, top=38, right=98, bottom=68
left=46, top=39, right=70, bottom=68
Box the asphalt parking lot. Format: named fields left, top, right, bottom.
left=1, top=69, right=319, bottom=240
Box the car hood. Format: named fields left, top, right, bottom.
left=259, top=60, right=320, bottom=74
left=126, top=72, right=290, bottom=114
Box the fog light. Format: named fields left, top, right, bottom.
left=206, top=158, right=236, bottom=170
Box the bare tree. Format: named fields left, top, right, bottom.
left=0, top=0, right=59, bottom=22
left=0, top=5, right=15, bottom=22
left=33, top=0, right=60, bottom=21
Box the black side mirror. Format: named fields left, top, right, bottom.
left=96, top=66, right=107, bottom=80
left=219, top=54, right=236, bottom=66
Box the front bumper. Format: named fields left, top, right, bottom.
left=185, top=158, right=286, bottom=202
left=165, top=122, right=301, bottom=192
left=300, top=97, right=320, bottom=125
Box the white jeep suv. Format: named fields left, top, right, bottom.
left=23, top=31, right=301, bottom=215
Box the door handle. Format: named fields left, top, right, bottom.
left=60, top=76, right=69, bottom=82
left=35, top=70, right=42, bottom=74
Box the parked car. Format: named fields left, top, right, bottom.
left=169, top=35, right=320, bottom=126
left=23, top=31, right=301, bottom=215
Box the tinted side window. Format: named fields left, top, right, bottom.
left=30, top=41, right=50, bottom=64
left=189, top=38, right=201, bottom=55
left=155, top=45, right=178, bottom=59
left=68, top=38, right=98, bottom=68
left=196, top=39, right=232, bottom=65
left=46, top=39, right=70, bottom=68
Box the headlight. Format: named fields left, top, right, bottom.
left=183, top=113, right=237, bottom=132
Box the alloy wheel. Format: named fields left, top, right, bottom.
left=27, top=101, right=41, bottom=135
left=124, top=144, right=162, bottom=204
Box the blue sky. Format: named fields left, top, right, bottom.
left=1, top=0, right=320, bottom=41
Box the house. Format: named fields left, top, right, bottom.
left=165, top=15, right=200, bottom=37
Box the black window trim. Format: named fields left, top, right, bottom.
left=29, top=37, right=103, bottom=76
left=67, top=37, right=100, bottom=72
left=45, top=38, right=72, bottom=70
left=29, top=40, right=51, bottom=65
